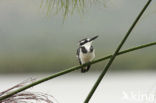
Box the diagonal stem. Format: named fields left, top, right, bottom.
left=84, top=0, right=152, bottom=102
left=0, top=41, right=155, bottom=101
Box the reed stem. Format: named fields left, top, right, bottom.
left=84, top=0, right=152, bottom=102
left=0, top=41, right=155, bottom=101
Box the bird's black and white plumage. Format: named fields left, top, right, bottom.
left=77, top=36, right=98, bottom=73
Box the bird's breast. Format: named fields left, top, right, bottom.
left=80, top=51, right=95, bottom=64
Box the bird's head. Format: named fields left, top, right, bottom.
left=79, top=35, right=98, bottom=46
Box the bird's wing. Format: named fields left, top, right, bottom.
left=76, top=47, right=80, bottom=56
left=76, top=48, right=82, bottom=65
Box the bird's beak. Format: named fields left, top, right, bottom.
left=89, top=35, right=99, bottom=42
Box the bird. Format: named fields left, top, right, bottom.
left=77, top=35, right=98, bottom=73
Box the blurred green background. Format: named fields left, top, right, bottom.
left=0, top=0, right=156, bottom=73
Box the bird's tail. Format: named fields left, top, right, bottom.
left=81, top=65, right=91, bottom=73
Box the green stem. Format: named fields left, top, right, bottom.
left=84, top=0, right=152, bottom=102
left=0, top=41, right=155, bottom=101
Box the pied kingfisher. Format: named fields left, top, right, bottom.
left=77, top=36, right=98, bottom=73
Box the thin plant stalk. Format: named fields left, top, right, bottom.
left=0, top=41, right=155, bottom=101
left=84, top=0, right=152, bottom=102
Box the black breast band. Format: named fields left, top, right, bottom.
left=81, top=47, right=87, bottom=53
